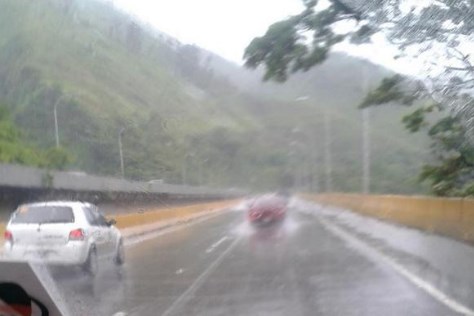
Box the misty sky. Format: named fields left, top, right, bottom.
left=113, top=0, right=416, bottom=74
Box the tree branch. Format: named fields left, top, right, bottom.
left=330, top=0, right=362, bottom=21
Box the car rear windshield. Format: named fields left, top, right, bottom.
left=11, top=206, right=75, bottom=224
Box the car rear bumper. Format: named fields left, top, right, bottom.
left=3, top=242, right=89, bottom=265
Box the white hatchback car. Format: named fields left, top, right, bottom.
left=3, top=201, right=124, bottom=276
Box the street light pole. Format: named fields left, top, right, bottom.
left=54, top=102, right=60, bottom=148
left=362, top=65, right=371, bottom=194
left=198, top=162, right=202, bottom=186
left=197, top=158, right=208, bottom=186
left=310, top=142, right=319, bottom=193
left=294, top=95, right=332, bottom=192
left=53, top=96, right=69, bottom=148
left=118, top=127, right=126, bottom=178
left=182, top=160, right=187, bottom=185
left=323, top=108, right=333, bottom=192
left=362, top=108, right=370, bottom=193
left=182, top=153, right=194, bottom=185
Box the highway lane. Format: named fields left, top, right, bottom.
left=52, top=203, right=461, bottom=316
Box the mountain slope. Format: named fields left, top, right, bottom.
left=0, top=0, right=258, bottom=181
left=0, top=0, right=430, bottom=194
left=205, top=52, right=430, bottom=193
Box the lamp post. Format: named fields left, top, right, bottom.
left=362, top=108, right=370, bottom=193
left=323, top=108, right=333, bottom=192
left=53, top=95, right=71, bottom=148
left=361, top=66, right=371, bottom=194
left=118, top=127, right=126, bottom=178
left=295, top=96, right=332, bottom=192
left=181, top=152, right=195, bottom=185
left=197, top=158, right=208, bottom=186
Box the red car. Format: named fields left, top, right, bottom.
left=248, top=194, right=287, bottom=225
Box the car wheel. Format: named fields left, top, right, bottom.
left=83, top=248, right=98, bottom=277
left=114, top=240, right=125, bottom=266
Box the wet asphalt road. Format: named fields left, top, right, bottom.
left=52, top=203, right=460, bottom=316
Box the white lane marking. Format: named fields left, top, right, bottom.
left=318, top=217, right=474, bottom=316
left=124, top=211, right=226, bottom=247
left=161, top=237, right=241, bottom=316
left=205, top=236, right=229, bottom=253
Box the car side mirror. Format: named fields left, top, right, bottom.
left=107, top=218, right=117, bottom=226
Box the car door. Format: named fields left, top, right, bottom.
left=83, top=207, right=108, bottom=258
left=95, top=211, right=115, bottom=257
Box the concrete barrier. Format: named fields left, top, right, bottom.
left=303, top=193, right=474, bottom=244
left=113, top=200, right=238, bottom=229
left=0, top=163, right=243, bottom=198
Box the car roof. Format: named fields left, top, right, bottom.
left=252, top=194, right=281, bottom=204
left=18, top=200, right=94, bottom=209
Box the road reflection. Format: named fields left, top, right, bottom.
left=48, top=262, right=127, bottom=315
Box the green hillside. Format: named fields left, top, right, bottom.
left=0, top=0, right=430, bottom=194
left=0, top=0, right=257, bottom=181
left=207, top=52, right=430, bottom=194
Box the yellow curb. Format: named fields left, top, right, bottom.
left=113, top=200, right=239, bottom=229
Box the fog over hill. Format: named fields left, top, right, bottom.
left=0, top=0, right=429, bottom=193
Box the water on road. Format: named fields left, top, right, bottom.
left=50, top=203, right=461, bottom=316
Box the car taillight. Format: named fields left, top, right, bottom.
left=4, top=230, right=12, bottom=242
left=69, top=228, right=85, bottom=241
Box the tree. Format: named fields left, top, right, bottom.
left=41, top=147, right=73, bottom=170
left=0, top=104, right=72, bottom=169
left=243, top=0, right=474, bottom=196
left=244, top=0, right=474, bottom=82
left=359, top=74, right=474, bottom=196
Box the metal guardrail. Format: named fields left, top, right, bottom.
left=0, top=164, right=241, bottom=198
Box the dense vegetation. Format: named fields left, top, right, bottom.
left=0, top=0, right=430, bottom=194
left=0, top=105, right=70, bottom=169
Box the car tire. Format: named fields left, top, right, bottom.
left=83, top=247, right=98, bottom=277
left=114, top=240, right=125, bottom=266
